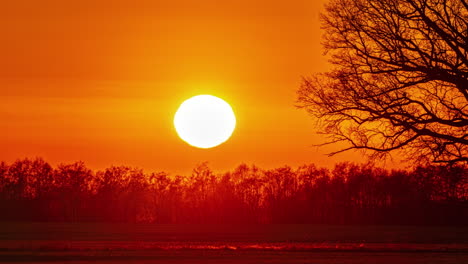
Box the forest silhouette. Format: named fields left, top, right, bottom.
left=0, top=158, right=466, bottom=225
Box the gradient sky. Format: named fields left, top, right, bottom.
left=1, top=0, right=366, bottom=173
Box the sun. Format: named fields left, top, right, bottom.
left=174, top=95, right=236, bottom=149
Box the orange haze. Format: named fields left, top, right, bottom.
left=1, top=0, right=365, bottom=173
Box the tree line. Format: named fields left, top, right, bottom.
left=0, top=158, right=466, bottom=225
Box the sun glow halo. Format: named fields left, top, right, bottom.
left=174, top=95, right=236, bottom=148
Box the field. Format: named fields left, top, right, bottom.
left=0, top=223, right=467, bottom=263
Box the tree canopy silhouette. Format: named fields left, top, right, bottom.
left=297, top=0, right=468, bottom=163
left=0, top=158, right=466, bottom=225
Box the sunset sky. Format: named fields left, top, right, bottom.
left=1, top=0, right=366, bottom=173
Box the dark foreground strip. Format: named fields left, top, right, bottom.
left=0, top=251, right=468, bottom=263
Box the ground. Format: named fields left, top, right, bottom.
left=0, top=223, right=466, bottom=263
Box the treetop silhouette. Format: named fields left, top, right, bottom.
left=297, top=0, right=468, bottom=163
left=0, top=158, right=466, bottom=224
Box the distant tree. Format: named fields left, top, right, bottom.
left=124, top=168, right=148, bottom=222
left=94, top=166, right=132, bottom=221
left=264, top=166, right=302, bottom=223
left=0, top=162, right=10, bottom=219
left=7, top=159, right=33, bottom=200
left=297, top=0, right=468, bottom=164
left=29, top=158, right=54, bottom=199
left=185, top=162, right=216, bottom=222
left=0, top=162, right=7, bottom=194
left=55, top=162, right=93, bottom=221
left=94, top=166, right=149, bottom=222
left=147, top=171, right=173, bottom=223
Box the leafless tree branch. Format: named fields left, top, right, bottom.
left=298, top=0, right=468, bottom=164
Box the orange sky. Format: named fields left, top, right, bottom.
left=1, top=0, right=367, bottom=173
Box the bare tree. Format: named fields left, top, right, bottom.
left=297, top=0, right=468, bottom=163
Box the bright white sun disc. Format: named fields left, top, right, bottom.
left=174, top=95, right=236, bottom=148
